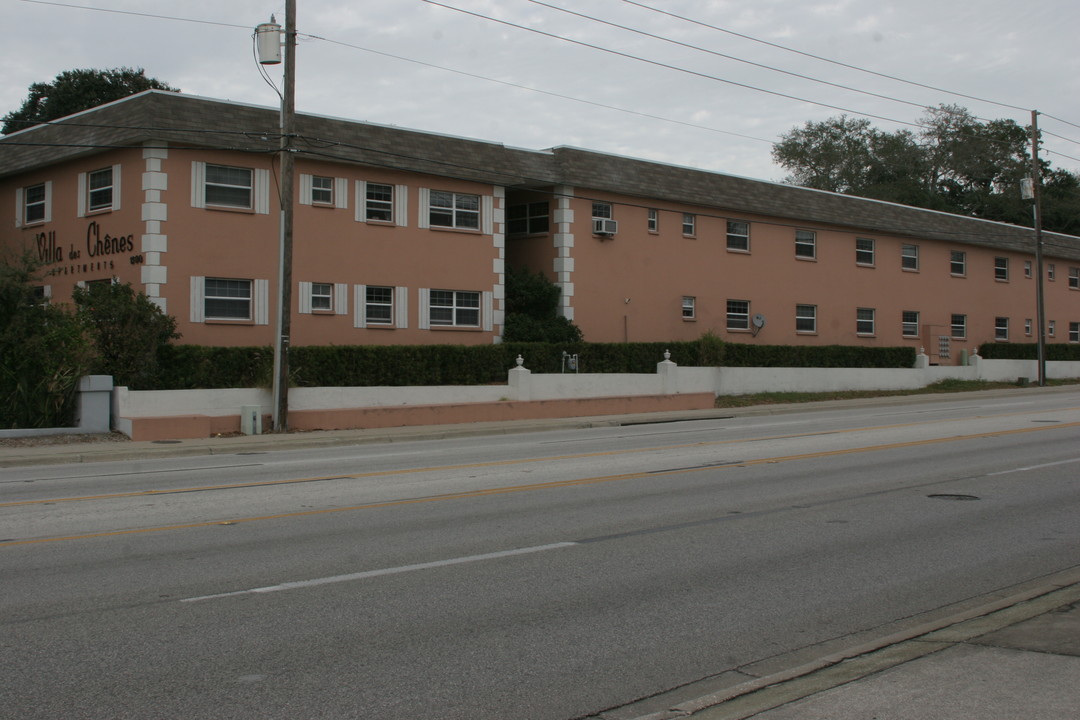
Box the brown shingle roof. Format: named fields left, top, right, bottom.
left=2, top=90, right=1077, bottom=261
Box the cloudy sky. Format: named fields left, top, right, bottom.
left=5, top=0, right=1080, bottom=183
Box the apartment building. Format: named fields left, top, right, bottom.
left=2, top=90, right=1078, bottom=363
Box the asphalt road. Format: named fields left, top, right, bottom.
left=2, top=390, right=1079, bottom=719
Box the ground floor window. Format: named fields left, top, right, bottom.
left=902, top=310, right=920, bottom=337
left=951, top=313, right=967, bottom=339
left=995, top=317, right=1010, bottom=341
left=682, top=296, right=696, bottom=319
left=856, top=307, right=875, bottom=335
left=429, top=289, right=480, bottom=327
left=726, top=299, right=750, bottom=330
left=795, top=304, right=817, bottom=333
left=205, top=278, right=251, bottom=320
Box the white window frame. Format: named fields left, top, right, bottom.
left=1049, top=320, right=1056, bottom=338
left=995, top=257, right=1009, bottom=281
left=1069, top=321, right=1079, bottom=343
left=428, top=190, right=480, bottom=230
left=857, top=307, right=876, bottom=336
left=311, top=176, right=333, bottom=205
left=682, top=296, right=696, bottom=320
left=190, top=277, right=269, bottom=324
left=682, top=213, right=696, bottom=236
left=591, top=201, right=613, bottom=220
left=1069, top=267, right=1079, bottom=290
left=79, top=166, right=121, bottom=215
left=364, top=182, right=394, bottom=222
left=901, top=244, right=919, bottom=271
left=795, top=229, right=816, bottom=259
left=193, top=162, right=270, bottom=214
left=902, top=310, right=920, bottom=338
left=299, top=281, right=348, bottom=315
left=727, top=299, right=750, bottom=331
left=995, top=317, right=1010, bottom=341
left=950, top=250, right=966, bottom=276
left=726, top=220, right=750, bottom=252
left=354, top=285, right=409, bottom=329
left=428, top=289, right=482, bottom=327
left=205, top=164, right=253, bottom=209
left=795, top=304, right=817, bottom=333
left=647, top=208, right=659, bottom=232
left=951, top=313, right=967, bottom=340
left=18, top=181, right=51, bottom=226
left=1048, top=263, right=1056, bottom=281
left=855, top=237, right=875, bottom=266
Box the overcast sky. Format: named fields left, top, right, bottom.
left=6, top=0, right=1080, bottom=184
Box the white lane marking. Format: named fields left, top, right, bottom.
left=180, top=542, right=578, bottom=603
left=988, top=457, right=1080, bottom=476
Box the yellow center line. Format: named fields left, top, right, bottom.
left=6, top=406, right=1078, bottom=510
left=4, top=420, right=1078, bottom=548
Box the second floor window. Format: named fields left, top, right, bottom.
left=205, top=165, right=253, bottom=208
left=430, top=191, right=479, bottom=230
left=87, top=167, right=114, bottom=212
left=995, top=257, right=1009, bottom=281
left=856, top=238, right=875, bottom=265
left=950, top=250, right=967, bottom=276
left=901, top=244, right=919, bottom=271
left=311, top=176, right=333, bottom=205
left=508, top=201, right=549, bottom=235
left=795, top=230, right=816, bottom=259
left=726, top=221, right=750, bottom=251
left=365, top=183, right=394, bottom=222
left=23, top=182, right=48, bottom=224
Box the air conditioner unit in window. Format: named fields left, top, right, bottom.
left=593, top=218, right=617, bottom=236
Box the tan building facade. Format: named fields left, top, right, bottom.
left=3, top=91, right=1079, bottom=364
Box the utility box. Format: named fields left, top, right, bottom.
left=241, top=405, right=263, bottom=435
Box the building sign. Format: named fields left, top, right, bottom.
left=36, top=221, right=142, bottom=277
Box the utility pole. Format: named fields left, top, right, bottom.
left=1030, top=110, right=1047, bottom=387
left=265, top=1, right=297, bottom=431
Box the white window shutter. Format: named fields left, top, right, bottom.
left=299, top=174, right=313, bottom=205
left=418, top=288, right=431, bottom=329
left=112, top=164, right=122, bottom=211
left=43, top=182, right=52, bottom=223
left=354, top=284, right=367, bottom=328
left=255, top=169, right=271, bottom=214
left=335, top=178, right=349, bottom=209
left=354, top=181, right=366, bottom=222
left=191, top=161, right=206, bottom=208
left=15, top=187, right=22, bottom=228
left=77, top=172, right=88, bottom=217
left=254, top=279, right=270, bottom=324
left=395, top=286, right=409, bottom=328
left=482, top=291, right=494, bottom=331
left=482, top=195, right=494, bottom=235
left=418, top=188, right=430, bottom=229
left=190, top=276, right=205, bottom=322
left=298, top=281, right=312, bottom=314
left=395, top=185, right=408, bottom=227
left=335, top=282, right=348, bottom=315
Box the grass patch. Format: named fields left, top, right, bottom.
left=714, top=378, right=1080, bottom=409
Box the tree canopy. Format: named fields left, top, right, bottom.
left=772, top=105, right=1080, bottom=236
left=2, top=67, right=178, bottom=135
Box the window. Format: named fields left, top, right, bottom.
left=1049, top=320, right=1056, bottom=338
left=365, top=183, right=394, bottom=222
left=87, top=167, right=114, bottom=212
left=1070, top=267, right=1080, bottom=290
left=1070, top=322, right=1079, bottom=343
left=365, top=286, right=394, bottom=325
left=311, top=176, right=333, bottom=205
left=995, top=317, right=1009, bottom=341
left=950, top=250, right=967, bottom=276
left=647, top=209, right=659, bottom=232
left=795, top=230, right=816, bottom=259
left=508, top=201, right=549, bottom=235
left=311, top=282, right=333, bottom=311
left=1048, top=263, right=1056, bottom=281
left=951, top=314, right=967, bottom=340
left=901, top=244, right=919, bottom=271
left=682, top=213, right=696, bottom=236
left=682, top=296, right=696, bottom=319
left=857, top=307, right=875, bottom=335
left=205, top=165, right=253, bottom=208
left=1024, top=261, right=1032, bottom=278
left=856, top=237, right=875, bottom=265
left=902, top=310, right=920, bottom=337
left=795, top=304, right=817, bottom=333
left=1024, top=318, right=1033, bottom=336
left=430, top=289, right=480, bottom=327
left=592, top=202, right=612, bottom=220
left=430, top=191, right=479, bottom=229
left=726, top=300, right=750, bottom=330
left=204, top=278, right=251, bottom=320
left=726, top=221, right=750, bottom=251
left=995, top=257, right=1009, bottom=281
left=22, top=182, right=48, bottom=224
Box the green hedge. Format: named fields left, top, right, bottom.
left=978, top=343, right=1080, bottom=361
left=147, top=340, right=916, bottom=390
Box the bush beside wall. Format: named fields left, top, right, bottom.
left=147, top=340, right=916, bottom=390
left=978, top=342, right=1080, bottom=361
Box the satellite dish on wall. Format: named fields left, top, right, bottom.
left=752, top=313, right=767, bottom=329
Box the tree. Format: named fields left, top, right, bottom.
left=772, top=105, right=1080, bottom=235
left=0, top=255, right=93, bottom=428
left=73, top=282, right=180, bottom=389
left=2, top=67, right=178, bottom=135
left=502, top=267, right=583, bottom=343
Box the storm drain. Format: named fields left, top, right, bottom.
left=927, top=493, right=980, bottom=501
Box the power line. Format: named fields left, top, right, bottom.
left=14, top=0, right=249, bottom=29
